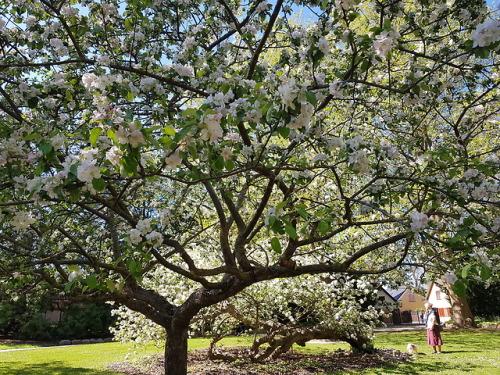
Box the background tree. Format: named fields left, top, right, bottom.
left=111, top=273, right=384, bottom=359
left=0, top=1, right=499, bottom=374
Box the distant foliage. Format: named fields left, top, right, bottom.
left=0, top=292, right=114, bottom=340
left=467, top=279, right=500, bottom=319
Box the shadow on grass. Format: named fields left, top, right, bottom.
left=0, top=362, right=118, bottom=375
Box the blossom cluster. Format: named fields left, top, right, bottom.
left=471, top=19, right=500, bottom=47
left=127, top=218, right=163, bottom=247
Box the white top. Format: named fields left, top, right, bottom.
left=426, top=311, right=437, bottom=329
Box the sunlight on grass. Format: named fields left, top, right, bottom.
left=0, top=341, right=164, bottom=375
left=327, top=329, right=500, bottom=375
left=0, top=343, right=47, bottom=350
left=0, top=329, right=498, bottom=374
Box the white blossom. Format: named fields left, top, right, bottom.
left=129, top=228, right=143, bottom=245
left=106, top=146, right=122, bottom=166
left=471, top=19, right=500, bottom=47
left=82, top=73, right=98, bottom=90
left=201, top=113, right=223, bottom=142
left=146, top=231, right=163, bottom=247
left=136, top=218, right=153, bottom=235
left=77, top=162, right=101, bottom=183
left=173, top=64, right=194, bottom=77
left=409, top=212, right=429, bottom=232
left=165, top=150, right=182, bottom=169
left=373, top=31, right=398, bottom=58
left=318, top=38, right=330, bottom=54
left=11, top=211, right=35, bottom=230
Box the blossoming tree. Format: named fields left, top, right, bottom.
left=110, top=271, right=385, bottom=359
left=0, top=0, right=499, bottom=373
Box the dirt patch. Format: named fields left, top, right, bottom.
left=108, top=348, right=413, bottom=375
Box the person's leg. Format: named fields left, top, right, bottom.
left=437, top=345, right=442, bottom=353
left=432, top=346, right=437, bottom=353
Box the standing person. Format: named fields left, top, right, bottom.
left=424, top=302, right=443, bottom=354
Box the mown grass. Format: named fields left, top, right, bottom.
left=0, top=341, right=163, bottom=375
left=0, top=329, right=498, bottom=374
left=296, top=329, right=500, bottom=375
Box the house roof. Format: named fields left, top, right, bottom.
left=393, top=290, right=406, bottom=301
left=386, top=286, right=406, bottom=300
left=378, top=286, right=398, bottom=302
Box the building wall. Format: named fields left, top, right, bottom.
left=398, top=290, right=427, bottom=312
left=426, top=283, right=452, bottom=322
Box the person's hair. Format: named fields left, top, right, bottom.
left=424, top=302, right=433, bottom=309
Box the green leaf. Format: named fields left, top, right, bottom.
left=38, top=141, right=53, bottom=155
left=125, top=91, right=135, bottom=101
left=261, top=102, right=273, bottom=115
left=452, top=279, right=467, bottom=297
left=64, top=281, right=74, bottom=293
left=213, top=155, right=225, bottom=171
left=271, top=237, right=282, bottom=254
left=67, top=265, right=80, bottom=273
left=124, top=17, right=134, bottom=30
left=24, top=133, right=41, bottom=141
left=92, top=178, right=106, bottom=192
left=278, top=126, right=290, bottom=138
left=173, top=125, right=193, bottom=143
left=312, top=50, right=325, bottom=68
left=122, top=155, right=138, bottom=174
left=360, top=58, right=370, bottom=73
left=65, top=90, right=73, bottom=102
left=107, top=128, right=117, bottom=140
left=267, top=216, right=276, bottom=227
left=295, top=204, right=309, bottom=219
left=318, top=220, right=330, bottom=234
left=225, top=160, right=235, bottom=172
left=162, top=125, right=176, bottom=136
left=182, top=108, right=198, bottom=118
left=276, top=201, right=288, bottom=211
left=461, top=264, right=471, bottom=279
left=106, top=279, right=116, bottom=292
left=480, top=265, right=492, bottom=281
left=463, top=216, right=474, bottom=227
left=89, top=127, right=102, bottom=147
left=27, top=97, right=39, bottom=109
left=474, top=47, right=490, bottom=59
left=86, top=274, right=98, bottom=289
left=285, top=224, right=298, bottom=240
left=159, top=136, right=173, bottom=146
left=69, top=188, right=80, bottom=203
left=305, top=91, right=317, bottom=106
left=271, top=219, right=285, bottom=234
left=127, top=259, right=139, bottom=273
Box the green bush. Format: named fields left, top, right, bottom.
left=56, top=302, right=115, bottom=339
left=467, top=279, right=500, bottom=319
left=18, top=314, right=56, bottom=341
left=0, top=292, right=115, bottom=340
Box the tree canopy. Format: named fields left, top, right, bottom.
left=0, top=0, right=499, bottom=373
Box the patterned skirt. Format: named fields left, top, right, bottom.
left=427, top=326, right=443, bottom=346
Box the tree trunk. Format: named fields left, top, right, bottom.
left=442, top=281, right=476, bottom=327
left=165, top=324, right=189, bottom=375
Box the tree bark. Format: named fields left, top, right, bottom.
left=165, top=324, right=189, bottom=375
left=442, top=281, right=476, bottom=327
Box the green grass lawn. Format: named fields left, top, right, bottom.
left=0, top=329, right=498, bottom=374
left=296, top=329, right=500, bottom=375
